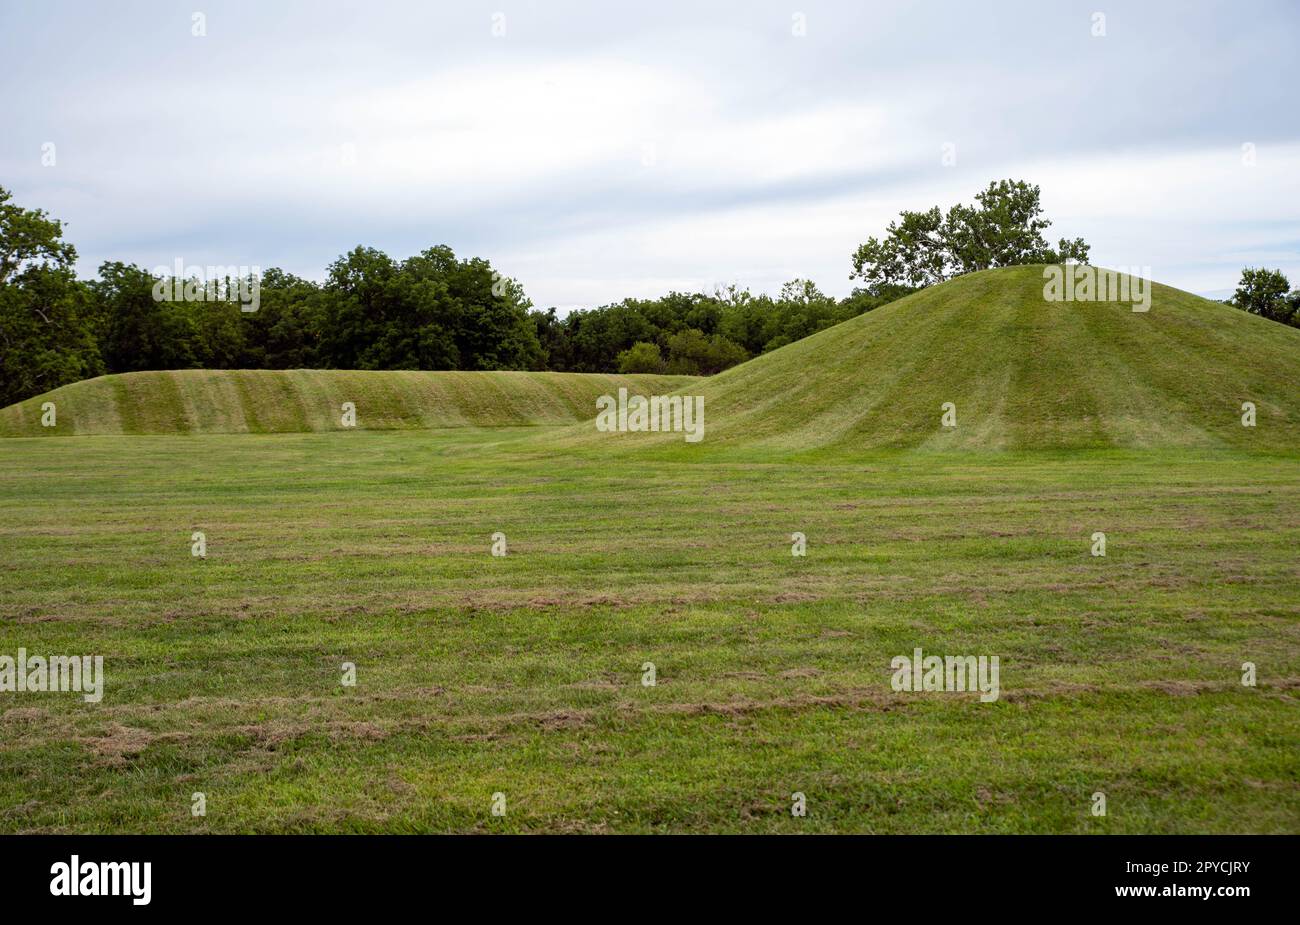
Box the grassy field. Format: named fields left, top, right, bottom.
left=1, top=429, right=1296, bottom=833
left=7, top=267, right=1299, bottom=453
left=2, top=268, right=1296, bottom=833
left=0, top=369, right=697, bottom=436
left=551, top=266, right=1300, bottom=453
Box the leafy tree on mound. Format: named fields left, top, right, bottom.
left=851, top=180, right=1091, bottom=290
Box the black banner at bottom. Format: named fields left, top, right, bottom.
left=0, top=835, right=1289, bottom=910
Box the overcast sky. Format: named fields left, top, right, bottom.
left=2, top=0, right=1297, bottom=309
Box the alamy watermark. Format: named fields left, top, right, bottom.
left=151, top=258, right=261, bottom=312
left=0, top=648, right=104, bottom=702
left=1043, top=264, right=1152, bottom=312
left=50, top=855, right=150, bottom=905
left=595, top=388, right=704, bottom=443
left=890, top=647, right=1000, bottom=702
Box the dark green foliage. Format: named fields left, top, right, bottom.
left=540, top=279, right=901, bottom=376
left=309, top=245, right=545, bottom=372
left=616, top=341, right=663, bottom=373
left=0, top=188, right=103, bottom=406
left=0, top=184, right=910, bottom=405
left=91, top=262, right=198, bottom=372
left=851, top=179, right=1092, bottom=290
left=0, top=186, right=76, bottom=287
left=0, top=266, right=103, bottom=407
left=662, top=328, right=745, bottom=375
left=240, top=269, right=323, bottom=369
left=1232, top=267, right=1299, bottom=327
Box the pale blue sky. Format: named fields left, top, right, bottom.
left=2, top=0, right=1297, bottom=308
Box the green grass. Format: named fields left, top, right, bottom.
left=2, top=267, right=1296, bottom=832
left=1, top=430, right=1296, bottom=833
left=0, top=369, right=698, bottom=436
left=8, top=267, right=1298, bottom=452
left=548, top=266, right=1300, bottom=453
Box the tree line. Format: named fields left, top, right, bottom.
left=0, top=183, right=909, bottom=406
left=4, top=178, right=1291, bottom=409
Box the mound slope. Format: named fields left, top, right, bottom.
left=551, top=265, right=1299, bottom=452
left=7, top=267, right=1295, bottom=449
left=0, top=369, right=697, bottom=436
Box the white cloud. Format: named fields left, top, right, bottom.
left=2, top=0, right=1297, bottom=307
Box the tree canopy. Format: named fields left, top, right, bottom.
left=0, top=188, right=101, bottom=406
left=10, top=178, right=1286, bottom=411
left=1232, top=267, right=1300, bottom=327
left=0, top=185, right=901, bottom=406
left=851, top=180, right=1091, bottom=290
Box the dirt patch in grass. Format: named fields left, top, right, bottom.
left=999, top=682, right=1104, bottom=702
left=329, top=721, right=389, bottom=742
left=2, top=707, right=50, bottom=724
left=232, top=719, right=395, bottom=748
left=570, top=678, right=620, bottom=691
left=533, top=709, right=593, bottom=731
left=657, top=687, right=906, bottom=717
left=83, top=724, right=155, bottom=766
left=1141, top=679, right=1229, bottom=696
left=778, top=667, right=822, bottom=679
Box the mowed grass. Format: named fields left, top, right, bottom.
left=0, top=430, right=1296, bottom=833
left=7, top=268, right=1298, bottom=454
left=549, top=266, right=1300, bottom=453
left=0, top=369, right=698, bottom=436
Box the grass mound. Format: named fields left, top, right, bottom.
left=548, top=266, right=1299, bottom=453
left=0, top=369, right=697, bottom=436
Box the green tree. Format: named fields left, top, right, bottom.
left=0, top=269, right=103, bottom=406
left=0, top=181, right=930, bottom=400
left=852, top=180, right=1090, bottom=290
left=566, top=300, right=657, bottom=372
left=665, top=328, right=748, bottom=375
left=92, top=262, right=196, bottom=372
left=0, top=186, right=103, bottom=405
left=1232, top=268, right=1292, bottom=323
left=1285, top=291, right=1300, bottom=328
left=318, top=245, right=542, bottom=371
left=0, top=186, right=76, bottom=286
left=851, top=206, right=948, bottom=288
left=239, top=268, right=323, bottom=369
left=616, top=341, right=663, bottom=373
left=186, top=295, right=246, bottom=369
left=530, top=307, right=569, bottom=371
left=318, top=246, right=405, bottom=368
left=769, top=279, right=843, bottom=346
